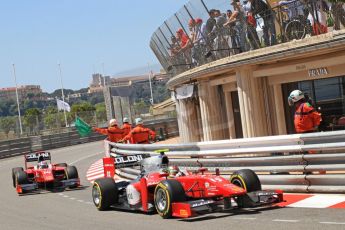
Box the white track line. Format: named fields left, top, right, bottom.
left=320, top=222, right=345, bottom=225
left=273, top=219, right=300, bottom=223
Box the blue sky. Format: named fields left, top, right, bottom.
left=0, top=0, right=187, bottom=93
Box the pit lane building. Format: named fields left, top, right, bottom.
left=150, top=0, right=345, bottom=143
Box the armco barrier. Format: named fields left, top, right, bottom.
left=0, top=131, right=104, bottom=159
left=107, top=130, right=345, bottom=193
left=0, top=118, right=179, bottom=159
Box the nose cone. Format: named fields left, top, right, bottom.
left=42, top=170, right=55, bottom=182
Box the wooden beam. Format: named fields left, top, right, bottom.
left=222, top=83, right=237, bottom=92
left=268, top=64, right=345, bottom=85
left=253, top=51, right=345, bottom=77
left=209, top=74, right=236, bottom=86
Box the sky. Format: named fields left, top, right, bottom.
left=0, top=0, right=187, bottom=93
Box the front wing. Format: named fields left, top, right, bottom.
left=16, top=178, right=80, bottom=194
left=171, top=190, right=283, bottom=218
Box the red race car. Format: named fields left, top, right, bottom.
left=92, top=152, right=284, bottom=218
left=12, top=151, right=80, bottom=194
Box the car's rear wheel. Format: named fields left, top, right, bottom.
left=12, top=167, right=24, bottom=188
left=154, top=180, right=186, bottom=219
left=230, top=169, right=261, bottom=192
left=92, top=178, right=118, bottom=211
left=65, top=166, right=79, bottom=188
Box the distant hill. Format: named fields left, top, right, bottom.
left=114, top=63, right=162, bottom=77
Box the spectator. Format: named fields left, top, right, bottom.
left=214, top=10, right=230, bottom=57
left=93, top=119, right=124, bottom=143
left=176, top=28, right=192, bottom=65
left=229, top=0, right=249, bottom=52
left=278, top=0, right=305, bottom=20
left=206, top=9, right=217, bottom=47
left=121, top=118, right=156, bottom=144
left=249, top=0, right=277, bottom=46
left=192, top=18, right=208, bottom=65
left=330, top=1, right=345, bottom=30
left=223, top=9, right=241, bottom=54
left=243, top=0, right=261, bottom=50
left=306, top=0, right=329, bottom=35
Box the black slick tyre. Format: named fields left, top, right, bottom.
left=92, top=178, right=118, bottom=211
left=15, top=171, right=29, bottom=186
left=12, top=167, right=24, bottom=188
left=154, top=180, right=186, bottom=219
left=65, top=166, right=79, bottom=188
left=230, top=169, right=261, bottom=192
left=65, top=166, right=79, bottom=179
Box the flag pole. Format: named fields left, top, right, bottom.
left=147, top=63, right=154, bottom=105
left=58, top=62, right=68, bottom=127
left=12, top=64, right=23, bottom=135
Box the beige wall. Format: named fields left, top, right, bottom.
left=175, top=50, right=345, bottom=141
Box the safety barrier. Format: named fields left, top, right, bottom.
left=107, top=130, right=345, bottom=193
left=0, top=131, right=104, bottom=159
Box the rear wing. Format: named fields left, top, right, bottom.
left=25, top=151, right=51, bottom=163
left=103, top=154, right=149, bottom=179
left=109, top=154, right=149, bottom=169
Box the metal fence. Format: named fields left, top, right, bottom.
left=0, top=110, right=107, bottom=140
left=150, top=0, right=345, bottom=75
left=107, top=130, right=345, bottom=193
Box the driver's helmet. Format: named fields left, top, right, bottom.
left=39, top=161, right=48, bottom=169
left=168, top=165, right=180, bottom=177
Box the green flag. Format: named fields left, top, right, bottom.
left=75, top=116, right=92, bottom=137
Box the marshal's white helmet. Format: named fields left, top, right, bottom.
left=123, top=117, right=129, bottom=123
left=288, top=90, right=304, bottom=106
left=135, top=117, right=143, bottom=125
left=109, top=119, right=117, bottom=126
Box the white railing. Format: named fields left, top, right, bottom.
left=105, top=130, right=345, bottom=193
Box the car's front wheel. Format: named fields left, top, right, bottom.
left=230, top=169, right=261, bottom=192
left=154, top=180, right=185, bottom=219
left=92, top=178, right=118, bottom=211
left=12, top=167, right=24, bottom=188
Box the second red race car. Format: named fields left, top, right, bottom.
left=92, top=151, right=284, bottom=218
left=12, top=151, right=80, bottom=194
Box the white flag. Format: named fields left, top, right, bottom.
left=56, top=98, right=71, bottom=112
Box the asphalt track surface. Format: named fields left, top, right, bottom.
left=1, top=141, right=345, bottom=230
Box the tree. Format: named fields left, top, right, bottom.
left=24, top=108, right=41, bottom=134
left=0, top=117, right=16, bottom=138
left=95, top=103, right=107, bottom=124
left=43, top=106, right=62, bottom=130
left=70, top=102, right=96, bottom=124
left=132, top=99, right=150, bottom=115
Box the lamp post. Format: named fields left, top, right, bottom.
left=12, top=64, right=23, bottom=135
left=147, top=63, right=154, bottom=105
left=58, top=63, right=68, bottom=127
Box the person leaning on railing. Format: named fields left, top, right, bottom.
left=330, top=1, right=345, bottom=30
left=249, top=0, right=277, bottom=46
left=93, top=119, right=124, bottom=143
left=120, top=118, right=156, bottom=144
left=121, top=117, right=132, bottom=136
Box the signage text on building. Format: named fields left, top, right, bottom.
left=308, top=68, right=328, bottom=77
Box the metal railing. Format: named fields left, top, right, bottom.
left=150, top=0, right=344, bottom=75
left=107, top=130, right=345, bottom=193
